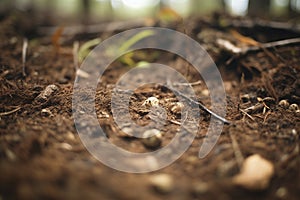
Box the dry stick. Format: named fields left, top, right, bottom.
left=22, top=38, right=28, bottom=77
left=168, top=83, right=231, bottom=124
left=239, top=108, right=255, bottom=121
left=230, top=19, right=300, bottom=34
left=172, top=80, right=202, bottom=86
left=0, top=107, right=21, bottom=116
left=217, top=37, right=300, bottom=55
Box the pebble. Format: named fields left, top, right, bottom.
left=9, top=37, right=18, bottom=44
left=142, top=129, right=162, bottom=149
left=41, top=108, right=53, bottom=117
left=66, top=131, right=75, bottom=141
left=275, top=187, right=288, bottom=198
left=149, top=174, right=174, bottom=194
left=240, top=94, right=250, bottom=103
left=192, top=182, right=209, bottom=195
left=170, top=102, right=184, bottom=114
left=291, top=129, right=297, bottom=136
left=289, top=104, right=299, bottom=112
left=142, top=97, right=159, bottom=107
left=5, top=149, right=17, bottom=161
left=201, top=89, right=210, bottom=96
left=232, top=154, right=274, bottom=190
left=296, top=109, right=300, bottom=117
left=278, top=99, right=289, bottom=109
left=224, top=81, right=233, bottom=91
left=35, top=84, right=59, bottom=103
left=186, top=156, right=198, bottom=164
left=59, top=143, right=73, bottom=150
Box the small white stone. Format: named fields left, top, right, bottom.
left=5, top=149, right=17, bottom=161
left=143, top=129, right=161, bottom=138
left=232, top=154, right=274, bottom=190
left=41, top=108, right=53, bottom=117
left=278, top=99, right=289, bottom=109
left=59, top=143, right=73, bottom=150
left=201, top=89, right=210, bottom=96
left=142, top=129, right=162, bottom=149
left=275, top=187, right=287, bottom=198
left=142, top=97, right=159, bottom=107
left=296, top=109, right=300, bottom=117
left=240, top=94, right=250, bottom=103
left=35, top=84, right=59, bottom=103
left=192, top=182, right=209, bottom=194
left=149, top=174, right=174, bottom=193
left=289, top=104, right=299, bottom=112
left=170, top=102, right=184, bottom=114
left=66, top=131, right=75, bottom=141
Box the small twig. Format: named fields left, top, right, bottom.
left=22, top=38, right=28, bottom=77
left=168, top=83, right=231, bottom=124
left=243, top=103, right=264, bottom=114
left=168, top=119, right=181, bottom=126
left=229, top=19, right=300, bottom=34
left=0, top=107, right=21, bottom=116
left=239, top=108, right=255, bottom=121
left=172, top=80, right=202, bottom=86
left=217, top=37, right=300, bottom=55
left=263, top=111, right=272, bottom=124
left=229, top=131, right=244, bottom=169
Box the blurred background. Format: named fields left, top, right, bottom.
left=0, top=0, right=300, bottom=25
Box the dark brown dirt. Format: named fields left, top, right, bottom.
left=0, top=14, right=300, bottom=200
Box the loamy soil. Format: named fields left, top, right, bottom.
left=0, top=14, right=300, bottom=200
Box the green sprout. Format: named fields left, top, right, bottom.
left=78, top=38, right=101, bottom=63
left=118, top=30, right=154, bottom=53
left=117, top=30, right=155, bottom=67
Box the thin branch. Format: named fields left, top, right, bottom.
left=0, top=107, right=21, bottom=116
left=22, top=38, right=28, bottom=77
left=226, top=19, right=300, bottom=34
left=239, top=108, right=255, bottom=121
left=172, top=80, right=202, bottom=86
left=217, top=37, right=300, bottom=55
left=168, top=84, right=231, bottom=124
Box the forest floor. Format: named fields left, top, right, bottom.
left=0, top=13, right=300, bottom=200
